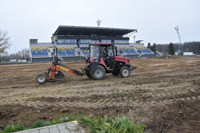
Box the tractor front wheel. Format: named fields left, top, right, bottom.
left=120, top=66, right=130, bottom=78
left=36, top=73, right=47, bottom=84
left=90, top=65, right=105, bottom=80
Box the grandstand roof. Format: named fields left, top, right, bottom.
left=53, top=25, right=137, bottom=37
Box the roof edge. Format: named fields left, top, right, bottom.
left=53, top=25, right=137, bottom=36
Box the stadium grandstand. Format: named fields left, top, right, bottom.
left=30, top=25, right=154, bottom=62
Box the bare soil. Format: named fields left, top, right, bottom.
left=0, top=56, right=200, bottom=133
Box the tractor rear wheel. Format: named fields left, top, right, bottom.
left=90, top=65, right=105, bottom=80
left=36, top=73, right=47, bottom=84
left=120, top=66, right=130, bottom=78
left=86, top=70, right=91, bottom=78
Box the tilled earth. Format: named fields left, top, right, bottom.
left=0, top=57, right=200, bottom=133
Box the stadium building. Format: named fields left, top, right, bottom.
left=30, top=25, right=154, bottom=62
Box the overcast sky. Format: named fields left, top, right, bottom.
left=1, top=0, right=200, bottom=53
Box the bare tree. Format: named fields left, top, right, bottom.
left=0, top=30, right=10, bottom=54
left=17, top=48, right=30, bottom=61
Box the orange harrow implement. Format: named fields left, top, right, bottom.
left=36, top=64, right=83, bottom=84
left=36, top=47, right=83, bottom=84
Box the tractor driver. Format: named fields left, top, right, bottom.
left=101, top=47, right=110, bottom=66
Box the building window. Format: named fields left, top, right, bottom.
left=91, top=40, right=100, bottom=43
left=57, top=39, right=64, bottom=44
left=114, top=40, right=129, bottom=44
left=101, top=40, right=111, bottom=43
left=57, top=39, right=77, bottom=44
left=80, top=39, right=92, bottom=44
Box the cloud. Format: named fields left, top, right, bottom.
left=0, top=0, right=199, bottom=53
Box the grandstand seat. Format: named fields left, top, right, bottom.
left=81, top=50, right=89, bottom=56
left=134, top=46, right=154, bottom=54
left=31, top=47, right=49, bottom=57
left=140, top=49, right=154, bottom=54
left=58, top=47, right=76, bottom=56
left=80, top=47, right=89, bottom=56
left=118, top=47, right=138, bottom=55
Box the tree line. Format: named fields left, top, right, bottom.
left=148, top=42, right=200, bottom=55
left=0, top=48, right=30, bottom=62
left=0, top=29, right=30, bottom=62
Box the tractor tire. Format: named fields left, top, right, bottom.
left=36, top=73, right=47, bottom=84
left=86, top=70, right=91, bottom=78
left=90, top=65, right=105, bottom=80
left=120, top=66, right=130, bottom=78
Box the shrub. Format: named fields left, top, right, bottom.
left=80, top=116, right=146, bottom=133
left=2, top=124, right=26, bottom=133
left=1, top=116, right=145, bottom=133
left=31, top=120, right=50, bottom=128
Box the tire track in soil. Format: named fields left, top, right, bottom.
left=16, top=89, right=200, bottom=113
left=1, top=57, right=200, bottom=132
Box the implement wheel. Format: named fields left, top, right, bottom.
left=90, top=65, right=105, bottom=80
left=36, top=73, right=47, bottom=84
left=120, top=66, right=130, bottom=78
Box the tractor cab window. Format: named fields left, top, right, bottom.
left=90, top=45, right=99, bottom=59
left=99, top=45, right=114, bottom=58
left=107, top=46, right=114, bottom=56
left=100, top=47, right=107, bottom=57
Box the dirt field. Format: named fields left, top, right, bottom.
left=0, top=56, right=200, bottom=133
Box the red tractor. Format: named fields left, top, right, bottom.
left=84, top=43, right=136, bottom=80
left=36, top=43, right=136, bottom=83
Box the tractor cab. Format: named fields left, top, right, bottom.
left=89, top=43, right=115, bottom=69
left=85, top=43, right=136, bottom=80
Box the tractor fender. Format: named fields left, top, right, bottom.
left=86, top=63, right=107, bottom=73
left=120, top=64, right=137, bottom=71
left=98, top=64, right=107, bottom=72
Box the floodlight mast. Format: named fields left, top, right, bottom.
left=133, top=35, right=136, bottom=43
left=174, top=26, right=182, bottom=52
left=96, top=19, right=102, bottom=27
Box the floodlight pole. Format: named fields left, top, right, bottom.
left=133, top=35, right=136, bottom=43
left=174, top=26, right=182, bottom=52
left=96, top=19, right=102, bottom=27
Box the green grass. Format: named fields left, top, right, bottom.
left=1, top=117, right=70, bottom=133
left=31, top=120, right=50, bottom=128
left=79, top=116, right=146, bottom=133
left=116, top=91, right=126, bottom=97
left=1, top=124, right=26, bottom=133
left=125, top=99, right=132, bottom=104
left=1, top=116, right=145, bottom=133
left=9, top=102, right=15, bottom=106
